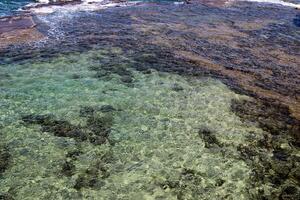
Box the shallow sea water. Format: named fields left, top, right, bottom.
left=1, top=0, right=300, bottom=199
left=0, top=47, right=267, bottom=199
left=0, top=0, right=34, bottom=16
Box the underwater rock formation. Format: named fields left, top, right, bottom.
left=21, top=110, right=115, bottom=145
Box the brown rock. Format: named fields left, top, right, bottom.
left=0, top=16, right=44, bottom=49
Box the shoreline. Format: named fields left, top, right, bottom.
left=2, top=0, right=299, bottom=19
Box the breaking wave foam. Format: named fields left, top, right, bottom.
left=26, top=0, right=138, bottom=14
left=242, top=0, right=300, bottom=8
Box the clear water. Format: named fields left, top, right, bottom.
left=0, top=0, right=35, bottom=16
left=0, top=47, right=266, bottom=199
left=1, top=1, right=299, bottom=199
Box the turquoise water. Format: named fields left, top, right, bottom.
left=0, top=0, right=34, bottom=16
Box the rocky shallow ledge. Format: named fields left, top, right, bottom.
left=0, top=15, right=45, bottom=49
left=0, top=1, right=299, bottom=198
left=0, top=0, right=136, bottom=48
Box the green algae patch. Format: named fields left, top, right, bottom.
left=0, top=49, right=266, bottom=199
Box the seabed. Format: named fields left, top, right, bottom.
left=0, top=0, right=299, bottom=199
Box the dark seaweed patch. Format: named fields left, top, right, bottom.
left=71, top=74, right=82, bottom=79
left=293, top=14, right=300, bottom=27
left=22, top=114, right=88, bottom=142
left=80, top=105, right=116, bottom=117
left=0, top=145, right=11, bottom=174
left=171, top=83, right=184, bottom=92
left=280, top=185, right=300, bottom=200
left=66, top=149, right=82, bottom=159
left=290, top=167, right=300, bottom=183
left=0, top=73, right=11, bottom=80
left=86, top=114, right=113, bottom=139
left=61, top=161, right=76, bottom=177
left=156, top=168, right=206, bottom=199
left=231, top=98, right=300, bottom=199
left=60, top=149, right=83, bottom=177
left=0, top=193, right=14, bottom=200
left=273, top=149, right=290, bottom=161
left=80, top=106, right=96, bottom=117
left=237, top=145, right=257, bottom=161
left=120, top=75, right=133, bottom=83
left=198, top=127, right=222, bottom=148
left=215, top=178, right=225, bottom=187
left=88, top=54, right=135, bottom=85
left=73, top=152, right=112, bottom=190
left=231, top=99, right=300, bottom=147
left=21, top=111, right=114, bottom=146
left=99, top=105, right=116, bottom=113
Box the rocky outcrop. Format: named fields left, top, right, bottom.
left=0, top=15, right=44, bottom=48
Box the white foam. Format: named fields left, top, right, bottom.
left=37, top=0, right=50, bottom=3
left=242, top=0, right=300, bottom=8
left=27, top=0, right=139, bottom=14
left=174, top=2, right=185, bottom=5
